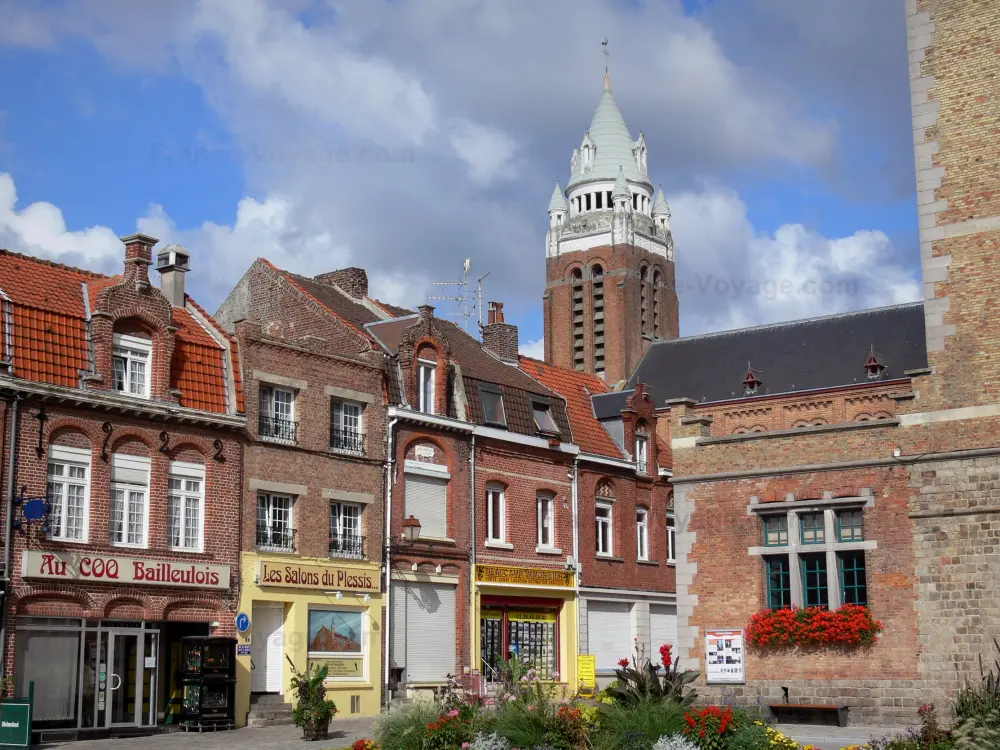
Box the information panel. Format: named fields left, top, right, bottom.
left=705, top=629, right=745, bottom=684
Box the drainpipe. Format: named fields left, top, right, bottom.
left=382, top=416, right=398, bottom=712
left=469, top=433, right=476, bottom=686
left=571, top=455, right=580, bottom=668
left=1, top=395, right=20, bottom=678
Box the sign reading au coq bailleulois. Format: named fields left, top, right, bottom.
left=21, top=550, right=231, bottom=590
left=257, top=560, right=379, bottom=592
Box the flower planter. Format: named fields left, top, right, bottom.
left=746, top=604, right=882, bottom=649
left=302, top=717, right=329, bottom=741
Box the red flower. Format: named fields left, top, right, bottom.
left=659, top=643, right=673, bottom=670
left=617, top=657, right=630, bottom=668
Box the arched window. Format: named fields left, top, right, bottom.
left=591, top=265, right=605, bottom=378
left=571, top=268, right=584, bottom=371
left=639, top=265, right=649, bottom=336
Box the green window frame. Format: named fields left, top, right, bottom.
left=765, top=555, right=792, bottom=610
left=800, top=553, right=829, bottom=608
left=763, top=515, right=788, bottom=546
left=839, top=551, right=868, bottom=605
left=837, top=509, right=864, bottom=542
left=800, top=512, right=825, bottom=545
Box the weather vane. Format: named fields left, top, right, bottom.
left=602, top=37, right=610, bottom=74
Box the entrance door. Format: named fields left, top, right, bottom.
left=251, top=604, right=284, bottom=693
left=108, top=631, right=140, bottom=727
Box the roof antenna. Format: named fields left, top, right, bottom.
left=427, top=258, right=490, bottom=336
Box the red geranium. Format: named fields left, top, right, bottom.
left=746, top=604, right=882, bottom=648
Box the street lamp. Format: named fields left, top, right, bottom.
left=401, top=515, right=421, bottom=543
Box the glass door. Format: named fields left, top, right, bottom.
left=108, top=631, right=140, bottom=726
left=480, top=610, right=503, bottom=683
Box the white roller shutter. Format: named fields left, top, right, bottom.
left=404, top=475, right=448, bottom=539
left=111, top=454, right=150, bottom=485
left=649, top=604, right=678, bottom=660
left=392, top=581, right=456, bottom=683
left=587, top=600, right=631, bottom=672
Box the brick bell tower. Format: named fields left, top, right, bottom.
left=542, top=73, right=679, bottom=385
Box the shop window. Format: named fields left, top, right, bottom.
left=801, top=553, right=829, bottom=609
left=417, top=359, right=436, bottom=414
left=168, top=461, right=204, bottom=552
left=112, top=333, right=152, bottom=398
left=839, top=551, right=868, bottom=606
left=596, top=502, right=613, bottom=556
left=308, top=609, right=365, bottom=681
left=765, top=556, right=792, bottom=610
left=763, top=515, right=788, bottom=546
left=480, top=605, right=558, bottom=682
left=800, top=512, right=825, bottom=545
left=537, top=492, right=555, bottom=549
left=486, top=484, right=506, bottom=543
left=257, top=492, right=294, bottom=551
left=259, top=385, right=297, bottom=442
left=110, top=453, right=150, bottom=548
left=837, top=509, right=864, bottom=542
left=47, top=445, right=91, bottom=542
left=636, top=508, right=649, bottom=561
left=666, top=512, right=676, bottom=564
left=479, top=386, right=506, bottom=428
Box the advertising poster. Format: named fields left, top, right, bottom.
left=705, top=629, right=745, bottom=684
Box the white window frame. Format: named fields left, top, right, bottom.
left=259, top=385, right=296, bottom=443
left=667, top=511, right=676, bottom=565
left=330, top=501, right=364, bottom=557
left=596, top=502, right=613, bottom=557
left=636, top=507, right=649, bottom=561
left=112, top=333, right=152, bottom=399
left=417, top=359, right=436, bottom=415
left=331, top=399, right=364, bottom=452
left=486, top=484, right=506, bottom=543
left=307, top=606, right=368, bottom=682
left=168, top=461, right=205, bottom=552
left=109, top=454, right=151, bottom=549
left=257, top=492, right=295, bottom=551
left=536, top=493, right=554, bottom=549
left=47, top=445, right=92, bottom=543
left=635, top=434, right=649, bottom=474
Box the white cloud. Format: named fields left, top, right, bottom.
left=448, top=119, right=518, bottom=186
left=670, top=184, right=922, bottom=335
left=519, top=337, right=545, bottom=360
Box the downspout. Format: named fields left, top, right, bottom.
left=571, top=455, right=580, bottom=671
left=382, top=416, right=398, bottom=712
left=1, top=395, right=20, bottom=678
left=469, top=433, right=476, bottom=685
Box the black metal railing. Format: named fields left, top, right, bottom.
left=330, top=428, right=365, bottom=455
left=256, top=523, right=295, bottom=552
left=259, top=415, right=298, bottom=442
left=636, top=459, right=648, bottom=475
left=329, top=533, right=366, bottom=559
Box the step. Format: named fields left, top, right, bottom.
left=250, top=693, right=289, bottom=706
left=248, top=707, right=294, bottom=718
left=248, top=715, right=296, bottom=728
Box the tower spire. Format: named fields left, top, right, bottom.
left=602, top=37, right=610, bottom=88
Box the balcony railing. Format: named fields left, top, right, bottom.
left=636, top=459, right=648, bottom=475
left=257, top=523, right=295, bottom=552
left=329, top=533, right=366, bottom=559
left=330, top=428, right=366, bottom=455
left=259, top=416, right=298, bottom=443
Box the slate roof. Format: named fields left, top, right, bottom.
left=0, top=249, right=242, bottom=415
left=519, top=356, right=625, bottom=459
left=607, top=302, right=927, bottom=408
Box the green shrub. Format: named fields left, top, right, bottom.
left=591, top=696, right=688, bottom=750
left=371, top=701, right=437, bottom=750
left=725, top=719, right=769, bottom=750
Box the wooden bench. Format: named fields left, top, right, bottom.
left=769, top=703, right=850, bottom=727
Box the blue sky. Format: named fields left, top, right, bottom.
left=0, top=0, right=921, bottom=354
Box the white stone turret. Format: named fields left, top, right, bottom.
left=652, top=184, right=671, bottom=233
left=611, top=166, right=635, bottom=246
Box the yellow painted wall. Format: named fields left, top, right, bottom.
left=235, top=552, right=384, bottom=725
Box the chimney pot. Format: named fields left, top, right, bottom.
left=120, top=233, right=158, bottom=287
left=481, top=301, right=518, bottom=363
left=156, top=244, right=191, bottom=307
left=418, top=304, right=435, bottom=320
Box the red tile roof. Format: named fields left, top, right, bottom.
left=0, top=249, right=242, bottom=415
left=519, top=356, right=626, bottom=459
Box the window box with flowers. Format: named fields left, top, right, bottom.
left=745, top=603, right=883, bottom=649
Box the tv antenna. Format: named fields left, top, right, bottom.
left=427, top=258, right=491, bottom=335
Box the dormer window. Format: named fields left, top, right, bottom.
left=112, top=334, right=152, bottom=398
left=865, top=350, right=886, bottom=380
left=479, top=385, right=506, bottom=427
left=743, top=366, right=762, bottom=396
left=532, top=400, right=559, bottom=435
left=418, top=359, right=436, bottom=415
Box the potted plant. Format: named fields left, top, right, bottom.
left=290, top=663, right=338, bottom=741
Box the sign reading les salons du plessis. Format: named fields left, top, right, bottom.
left=22, top=550, right=231, bottom=589
left=257, top=560, right=380, bottom=592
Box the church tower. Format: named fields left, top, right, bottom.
left=542, top=74, right=679, bottom=385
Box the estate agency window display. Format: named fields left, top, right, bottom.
left=480, top=603, right=559, bottom=681
left=307, top=608, right=367, bottom=681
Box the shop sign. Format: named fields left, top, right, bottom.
left=475, top=564, right=574, bottom=588
left=0, top=683, right=33, bottom=747
left=509, top=610, right=557, bottom=622
left=577, top=654, right=597, bottom=690
left=705, top=629, right=745, bottom=684
left=21, top=550, right=230, bottom=589
left=258, top=560, right=379, bottom=592
left=309, top=658, right=364, bottom=678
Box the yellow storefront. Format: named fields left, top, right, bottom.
left=472, top=564, right=578, bottom=693
left=235, top=553, right=384, bottom=724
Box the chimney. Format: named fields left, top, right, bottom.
left=155, top=244, right=191, bottom=307
left=481, top=301, right=519, bottom=363
left=314, top=267, right=369, bottom=299
left=418, top=304, right=435, bottom=321
left=120, top=233, right=158, bottom=288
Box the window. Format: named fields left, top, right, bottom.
left=259, top=385, right=297, bottom=442
left=532, top=401, right=559, bottom=435
left=592, top=265, right=605, bottom=376
left=404, top=462, right=449, bottom=539
left=666, top=512, right=676, bottom=564
left=763, top=515, right=788, bottom=546
left=801, top=554, right=829, bottom=608
left=418, top=359, right=436, bottom=414
left=110, top=454, right=150, bottom=547
left=636, top=508, right=648, bottom=561
left=837, top=509, right=864, bottom=542
left=800, top=512, right=825, bottom=544
left=596, top=503, right=613, bottom=556
left=47, top=445, right=90, bottom=542
left=330, top=502, right=364, bottom=558
left=112, top=334, right=152, bottom=398
left=331, top=400, right=365, bottom=454
left=839, top=551, right=868, bottom=605
left=486, top=484, right=506, bottom=543
left=168, top=462, right=204, bottom=551
left=635, top=434, right=648, bottom=474
left=537, top=493, right=554, bottom=548
left=308, top=609, right=365, bottom=680
left=479, top=387, right=506, bottom=427
left=257, top=493, right=294, bottom=551
left=765, top=556, right=792, bottom=609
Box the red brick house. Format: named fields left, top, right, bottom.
left=0, top=235, right=245, bottom=737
